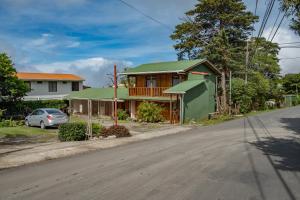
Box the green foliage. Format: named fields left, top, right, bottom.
left=1, top=100, right=68, bottom=119
left=137, top=101, right=164, bottom=123
left=282, top=73, right=300, bottom=94
left=170, top=0, right=258, bottom=63
left=0, top=119, right=24, bottom=128
left=101, top=125, right=131, bottom=138
left=0, top=53, right=29, bottom=101
left=117, top=109, right=129, bottom=120
left=58, top=122, right=87, bottom=141
left=280, top=0, right=300, bottom=35
left=92, top=123, right=104, bottom=137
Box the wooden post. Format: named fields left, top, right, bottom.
left=114, top=64, right=118, bottom=126
left=170, top=95, right=173, bottom=124
left=98, top=100, right=100, bottom=117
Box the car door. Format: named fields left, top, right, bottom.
left=36, top=110, right=45, bottom=125
left=28, top=110, right=39, bottom=126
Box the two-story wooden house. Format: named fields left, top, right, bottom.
left=121, top=59, right=221, bottom=123
left=68, top=59, right=221, bottom=124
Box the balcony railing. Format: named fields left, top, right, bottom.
left=129, top=87, right=169, bottom=97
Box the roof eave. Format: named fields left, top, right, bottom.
left=183, top=59, right=221, bottom=75
left=119, top=70, right=184, bottom=75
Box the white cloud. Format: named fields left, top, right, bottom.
left=262, top=27, right=300, bottom=74
left=30, top=57, right=133, bottom=87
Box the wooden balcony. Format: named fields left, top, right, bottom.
left=129, top=87, right=169, bottom=97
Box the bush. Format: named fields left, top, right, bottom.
left=58, top=122, right=87, bottom=141
left=117, top=109, right=129, bottom=120
left=136, top=101, right=164, bottom=123
left=0, top=119, right=23, bottom=127
left=101, top=125, right=131, bottom=138
left=92, top=123, right=104, bottom=137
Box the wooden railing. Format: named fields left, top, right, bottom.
left=129, top=87, right=169, bottom=97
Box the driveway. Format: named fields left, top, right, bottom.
left=0, top=106, right=299, bottom=200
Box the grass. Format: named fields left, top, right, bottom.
left=199, top=115, right=236, bottom=126
left=0, top=126, right=58, bottom=144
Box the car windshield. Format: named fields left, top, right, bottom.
left=46, top=109, right=63, bottom=115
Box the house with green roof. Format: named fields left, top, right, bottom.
left=68, top=59, right=221, bottom=124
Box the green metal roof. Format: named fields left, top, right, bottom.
left=121, top=59, right=220, bottom=75
left=163, top=80, right=205, bottom=94
left=67, top=87, right=128, bottom=100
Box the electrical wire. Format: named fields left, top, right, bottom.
left=267, top=11, right=281, bottom=40
left=117, top=0, right=173, bottom=31
left=270, top=11, right=286, bottom=41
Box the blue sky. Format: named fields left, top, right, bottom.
left=0, top=0, right=299, bottom=87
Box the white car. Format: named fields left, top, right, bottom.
left=25, top=108, right=69, bottom=129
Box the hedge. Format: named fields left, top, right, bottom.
left=1, top=100, right=68, bottom=119
left=101, top=125, right=131, bottom=138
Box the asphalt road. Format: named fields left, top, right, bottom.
left=0, top=107, right=300, bottom=200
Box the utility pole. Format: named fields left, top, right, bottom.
left=114, top=64, right=118, bottom=126
left=245, top=40, right=249, bottom=85
left=229, top=70, right=232, bottom=115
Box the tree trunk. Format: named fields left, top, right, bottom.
left=220, top=69, right=228, bottom=114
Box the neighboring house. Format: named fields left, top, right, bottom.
left=17, top=72, right=84, bottom=101
left=68, top=59, right=221, bottom=124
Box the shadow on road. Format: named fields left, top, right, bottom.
left=246, top=117, right=299, bottom=200
left=251, top=137, right=300, bottom=171
left=280, top=118, right=300, bottom=135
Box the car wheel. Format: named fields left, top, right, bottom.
left=25, top=120, right=30, bottom=127
left=40, top=121, right=46, bottom=129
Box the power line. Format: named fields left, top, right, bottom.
left=258, top=0, right=275, bottom=38
left=267, top=11, right=281, bottom=40
left=117, top=0, right=173, bottom=31
left=279, top=56, right=300, bottom=60
left=278, top=41, right=300, bottom=45
left=270, top=11, right=286, bottom=41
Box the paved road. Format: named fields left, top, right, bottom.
left=0, top=107, right=300, bottom=200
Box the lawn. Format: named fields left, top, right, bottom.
left=0, top=126, right=58, bottom=145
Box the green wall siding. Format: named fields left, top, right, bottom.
left=183, top=64, right=217, bottom=122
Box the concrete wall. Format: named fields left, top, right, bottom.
left=26, top=81, right=83, bottom=96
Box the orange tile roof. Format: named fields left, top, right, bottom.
left=17, top=72, right=84, bottom=81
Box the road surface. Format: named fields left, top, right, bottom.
left=0, top=106, right=300, bottom=200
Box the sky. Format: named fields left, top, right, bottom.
left=0, top=0, right=299, bottom=87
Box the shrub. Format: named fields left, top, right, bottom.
left=101, top=125, right=131, bottom=138
left=92, top=123, right=104, bottom=137
left=136, top=101, right=164, bottom=122
left=58, top=122, right=87, bottom=141
left=117, top=109, right=129, bottom=120
left=0, top=119, right=20, bottom=128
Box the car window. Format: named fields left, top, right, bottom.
left=46, top=109, right=63, bottom=114
left=31, top=110, right=39, bottom=115
left=37, top=110, right=45, bottom=115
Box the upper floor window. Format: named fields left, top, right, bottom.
left=72, top=82, right=79, bottom=91
left=146, top=76, right=157, bottom=88
left=172, top=75, right=180, bottom=86
left=48, top=81, right=57, bottom=92
left=24, top=81, right=31, bottom=90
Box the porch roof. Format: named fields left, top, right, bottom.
left=120, top=59, right=221, bottom=75
left=127, top=96, right=175, bottom=102
left=67, top=87, right=128, bottom=100
left=163, top=80, right=205, bottom=94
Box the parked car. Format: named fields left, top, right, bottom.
left=25, top=108, right=69, bottom=129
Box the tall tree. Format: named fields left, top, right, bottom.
left=0, top=53, right=29, bottom=102
left=170, top=0, right=258, bottom=113
left=171, top=0, right=258, bottom=61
